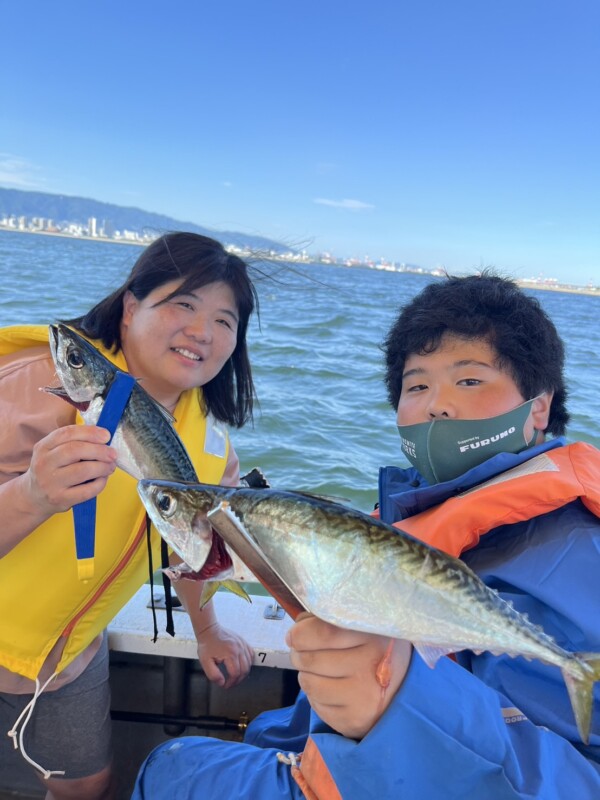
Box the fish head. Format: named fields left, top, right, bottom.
left=137, top=478, right=226, bottom=572
left=47, top=323, right=114, bottom=413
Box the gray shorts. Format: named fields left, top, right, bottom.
left=0, top=633, right=112, bottom=779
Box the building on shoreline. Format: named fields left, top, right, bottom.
left=0, top=214, right=598, bottom=295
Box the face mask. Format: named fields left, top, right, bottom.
left=397, top=398, right=539, bottom=485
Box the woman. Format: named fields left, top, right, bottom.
left=0, top=232, right=258, bottom=800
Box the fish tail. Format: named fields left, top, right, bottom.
left=563, top=653, right=600, bottom=744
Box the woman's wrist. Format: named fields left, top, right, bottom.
left=195, top=621, right=219, bottom=640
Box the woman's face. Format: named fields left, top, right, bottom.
left=120, top=279, right=239, bottom=409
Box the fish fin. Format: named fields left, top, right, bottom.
left=563, top=653, right=600, bottom=744
left=414, top=643, right=457, bottom=669
left=289, top=490, right=352, bottom=506
left=219, top=580, right=252, bottom=603
left=198, top=580, right=252, bottom=609
left=143, top=393, right=177, bottom=424
left=239, top=467, right=271, bottom=489
left=198, top=581, right=222, bottom=608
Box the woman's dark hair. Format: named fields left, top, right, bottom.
left=383, top=271, right=569, bottom=436
left=65, top=231, right=258, bottom=427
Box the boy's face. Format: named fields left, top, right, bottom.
left=397, top=334, right=551, bottom=440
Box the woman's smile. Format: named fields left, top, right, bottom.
left=171, top=346, right=205, bottom=363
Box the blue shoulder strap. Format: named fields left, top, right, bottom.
left=72, top=371, right=136, bottom=580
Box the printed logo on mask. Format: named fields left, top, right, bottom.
left=457, top=426, right=516, bottom=452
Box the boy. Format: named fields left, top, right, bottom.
left=133, top=272, right=600, bottom=799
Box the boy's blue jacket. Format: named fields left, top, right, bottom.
left=246, top=438, right=600, bottom=798
left=133, top=439, right=600, bottom=799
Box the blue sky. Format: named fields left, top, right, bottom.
left=2, top=0, right=599, bottom=285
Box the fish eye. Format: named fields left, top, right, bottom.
left=157, top=491, right=177, bottom=518
left=66, top=348, right=85, bottom=369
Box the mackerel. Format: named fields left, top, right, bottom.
left=137, top=478, right=600, bottom=743
left=47, top=323, right=197, bottom=483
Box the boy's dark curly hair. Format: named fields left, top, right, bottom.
left=383, top=271, right=569, bottom=436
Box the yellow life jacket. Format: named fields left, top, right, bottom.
left=0, top=324, right=230, bottom=680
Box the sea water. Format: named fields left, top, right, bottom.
left=2, top=229, right=599, bottom=512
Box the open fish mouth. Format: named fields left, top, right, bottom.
left=196, top=531, right=233, bottom=580
left=162, top=531, right=234, bottom=582
left=43, top=385, right=91, bottom=413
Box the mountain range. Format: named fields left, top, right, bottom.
left=0, top=187, right=291, bottom=254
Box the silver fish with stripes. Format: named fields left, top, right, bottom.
left=137, top=478, right=600, bottom=744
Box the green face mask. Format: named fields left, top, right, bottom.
left=397, top=398, right=539, bottom=485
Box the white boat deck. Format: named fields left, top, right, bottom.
left=107, top=585, right=294, bottom=669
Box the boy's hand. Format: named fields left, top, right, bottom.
left=287, top=613, right=412, bottom=740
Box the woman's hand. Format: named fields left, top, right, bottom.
left=0, top=424, right=118, bottom=556
left=286, top=613, right=412, bottom=740
left=24, top=424, right=118, bottom=515
left=169, top=570, right=253, bottom=689
left=196, top=622, right=254, bottom=689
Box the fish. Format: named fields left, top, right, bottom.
left=47, top=323, right=198, bottom=483
left=47, top=323, right=248, bottom=599
left=137, top=478, right=600, bottom=744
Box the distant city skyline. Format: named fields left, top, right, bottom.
left=1, top=1, right=599, bottom=286
left=0, top=205, right=432, bottom=272
left=5, top=206, right=598, bottom=296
